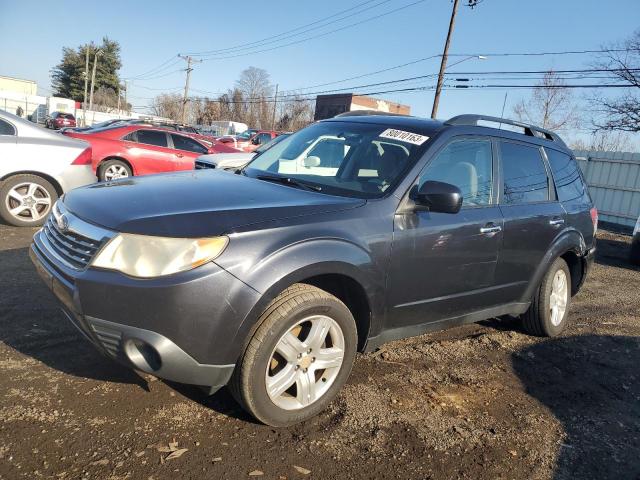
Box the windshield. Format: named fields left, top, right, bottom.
left=244, top=121, right=430, bottom=199
left=237, top=129, right=258, bottom=140
left=255, top=133, right=290, bottom=154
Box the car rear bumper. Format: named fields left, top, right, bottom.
left=29, top=228, right=260, bottom=390
left=578, top=244, right=596, bottom=291
left=57, top=164, right=97, bottom=192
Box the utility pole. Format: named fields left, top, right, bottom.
left=124, top=80, right=129, bottom=115
left=83, top=46, right=90, bottom=126
left=178, top=55, right=201, bottom=124
left=271, top=83, right=279, bottom=130
left=117, top=83, right=121, bottom=112
left=88, top=49, right=102, bottom=113
left=431, top=0, right=460, bottom=119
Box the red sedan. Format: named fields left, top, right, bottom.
left=64, top=125, right=238, bottom=181
left=217, top=130, right=281, bottom=152
left=46, top=112, right=77, bottom=130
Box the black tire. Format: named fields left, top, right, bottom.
left=229, top=284, right=357, bottom=427
left=522, top=257, right=571, bottom=337
left=630, top=238, right=640, bottom=266
left=98, top=159, right=132, bottom=182
left=0, top=174, right=58, bottom=227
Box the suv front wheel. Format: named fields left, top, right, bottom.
left=522, top=257, right=571, bottom=337
left=230, top=284, right=357, bottom=427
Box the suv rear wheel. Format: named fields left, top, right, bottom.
left=522, top=257, right=571, bottom=337
left=0, top=174, right=58, bottom=227
left=230, top=284, right=357, bottom=427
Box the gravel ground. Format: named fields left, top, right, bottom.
left=0, top=225, right=638, bottom=480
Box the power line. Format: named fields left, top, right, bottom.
left=195, top=0, right=429, bottom=61
left=281, top=48, right=636, bottom=94
left=124, top=56, right=180, bottom=80
left=185, top=0, right=391, bottom=56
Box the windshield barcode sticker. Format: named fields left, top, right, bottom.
left=379, top=129, right=429, bottom=146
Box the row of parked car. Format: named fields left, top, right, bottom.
left=0, top=109, right=287, bottom=225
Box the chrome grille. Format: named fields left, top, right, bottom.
left=37, top=201, right=113, bottom=271
left=42, top=214, right=104, bottom=269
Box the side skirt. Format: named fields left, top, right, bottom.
left=363, top=302, right=530, bottom=352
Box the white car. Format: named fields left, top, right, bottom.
left=0, top=110, right=96, bottom=227
left=195, top=133, right=290, bottom=171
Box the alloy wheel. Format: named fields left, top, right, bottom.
left=549, top=269, right=568, bottom=326
left=104, top=165, right=130, bottom=181
left=265, top=315, right=345, bottom=411
left=5, top=182, right=52, bottom=222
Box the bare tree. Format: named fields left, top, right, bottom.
left=591, top=30, right=640, bottom=133
left=276, top=96, right=315, bottom=131
left=513, top=70, right=579, bottom=132
left=235, top=67, right=273, bottom=128
left=151, top=93, right=182, bottom=121
left=569, top=130, right=634, bottom=152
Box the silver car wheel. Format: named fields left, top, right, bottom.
left=265, top=315, right=345, bottom=411
left=5, top=182, right=52, bottom=222
left=549, top=269, right=568, bottom=326
left=104, top=165, right=129, bottom=181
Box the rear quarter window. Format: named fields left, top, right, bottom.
left=546, top=149, right=588, bottom=203
left=500, top=141, right=549, bottom=204
left=0, top=119, right=16, bottom=135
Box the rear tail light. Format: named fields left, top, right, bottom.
left=590, top=207, right=598, bottom=233
left=72, top=147, right=92, bottom=165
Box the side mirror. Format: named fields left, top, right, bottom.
left=302, top=156, right=321, bottom=168
left=412, top=181, right=462, bottom=214
left=251, top=137, right=260, bottom=145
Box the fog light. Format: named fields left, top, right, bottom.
left=124, top=338, right=162, bottom=372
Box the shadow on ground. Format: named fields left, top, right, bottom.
left=0, top=245, right=249, bottom=419
left=595, top=237, right=639, bottom=272
left=513, top=335, right=640, bottom=480
left=0, top=246, right=150, bottom=390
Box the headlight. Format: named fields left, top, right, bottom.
left=91, top=233, right=228, bottom=278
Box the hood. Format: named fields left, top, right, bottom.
left=63, top=170, right=365, bottom=237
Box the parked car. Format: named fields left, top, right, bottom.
left=0, top=110, right=94, bottom=227
left=60, top=118, right=125, bottom=134
left=195, top=133, right=291, bottom=171
left=631, top=214, right=640, bottom=265
left=64, top=125, right=228, bottom=181
left=30, top=113, right=596, bottom=427
left=46, top=112, right=77, bottom=130
left=217, top=129, right=279, bottom=152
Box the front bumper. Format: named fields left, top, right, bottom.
left=30, top=227, right=261, bottom=390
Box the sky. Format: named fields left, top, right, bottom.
left=0, top=0, right=638, bottom=144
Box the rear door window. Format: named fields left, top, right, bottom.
left=545, top=149, right=587, bottom=202
left=500, top=142, right=549, bottom=204
left=171, top=134, right=208, bottom=154
left=136, top=130, right=168, bottom=148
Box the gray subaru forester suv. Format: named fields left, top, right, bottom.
left=30, top=113, right=596, bottom=426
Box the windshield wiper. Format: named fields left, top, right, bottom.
left=256, top=174, right=322, bottom=192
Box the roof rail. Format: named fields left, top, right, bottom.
left=334, top=110, right=411, bottom=118
left=444, top=114, right=566, bottom=146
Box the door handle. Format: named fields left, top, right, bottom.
left=175, top=153, right=184, bottom=158
left=480, top=224, right=502, bottom=234
left=549, top=218, right=565, bottom=226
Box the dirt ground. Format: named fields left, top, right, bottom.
left=0, top=225, right=638, bottom=480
